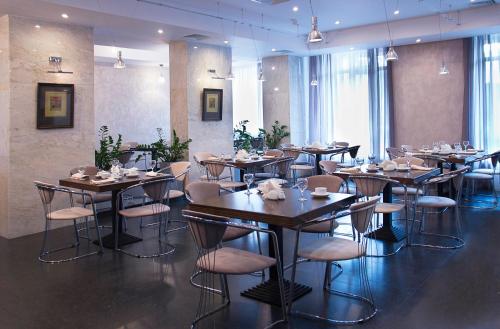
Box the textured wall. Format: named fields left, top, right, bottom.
left=0, top=16, right=10, bottom=236
left=94, top=64, right=170, bottom=145
left=392, top=39, right=466, bottom=148
left=0, top=15, right=94, bottom=238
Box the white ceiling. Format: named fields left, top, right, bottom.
left=0, top=0, right=499, bottom=61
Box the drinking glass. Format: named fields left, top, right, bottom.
left=243, top=173, right=254, bottom=195
left=355, top=157, right=365, bottom=167
left=368, top=154, right=375, bottom=164
left=297, top=178, right=308, bottom=201
left=432, top=142, right=439, bottom=152
left=454, top=143, right=462, bottom=152
left=463, top=141, right=470, bottom=150
left=422, top=145, right=429, bottom=151
left=263, top=145, right=269, bottom=155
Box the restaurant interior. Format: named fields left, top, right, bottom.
left=0, top=0, right=499, bottom=328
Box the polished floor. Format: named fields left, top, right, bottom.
left=1, top=196, right=499, bottom=329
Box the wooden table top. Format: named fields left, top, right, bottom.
left=187, top=188, right=356, bottom=228
left=412, top=152, right=484, bottom=164
left=283, top=146, right=348, bottom=155
left=59, top=172, right=172, bottom=193
left=333, top=165, right=441, bottom=185
left=201, top=157, right=276, bottom=169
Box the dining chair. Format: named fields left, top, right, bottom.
left=116, top=178, right=175, bottom=258
left=462, top=153, right=498, bottom=209
left=204, top=160, right=247, bottom=191
left=319, top=160, right=337, bottom=175
left=254, top=156, right=294, bottom=184
left=336, top=145, right=360, bottom=167
left=392, top=156, right=425, bottom=166
left=386, top=147, right=402, bottom=160
left=283, top=149, right=315, bottom=183
left=264, top=149, right=284, bottom=157
left=34, top=181, right=104, bottom=263
left=182, top=210, right=287, bottom=329
left=415, top=154, right=445, bottom=168
left=350, top=175, right=408, bottom=256
left=410, top=167, right=468, bottom=249
left=193, top=151, right=216, bottom=181
left=287, top=197, right=380, bottom=324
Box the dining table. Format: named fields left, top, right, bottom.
left=59, top=171, right=173, bottom=249
left=333, top=165, right=441, bottom=242
left=187, top=187, right=356, bottom=306
left=201, top=157, right=277, bottom=181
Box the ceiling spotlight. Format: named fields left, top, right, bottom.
left=224, top=40, right=229, bottom=44
left=350, top=47, right=355, bottom=50
left=193, top=46, right=198, bottom=49
left=393, top=9, right=400, bottom=15
left=271, top=48, right=276, bottom=52
left=274, top=87, right=279, bottom=91
left=34, top=25, right=41, bottom=29
left=61, top=13, right=69, bottom=19
left=271, top=66, right=276, bottom=70
left=292, top=6, right=299, bottom=12
left=416, top=38, right=421, bottom=43
left=335, top=20, right=340, bottom=25
left=157, top=29, right=164, bottom=34
left=307, top=16, right=323, bottom=43
left=114, top=50, right=126, bottom=69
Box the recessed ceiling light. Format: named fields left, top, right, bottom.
left=292, top=6, right=299, bottom=12
left=271, top=48, right=276, bottom=52
left=271, top=66, right=276, bottom=70
left=274, top=87, right=279, bottom=91
left=416, top=38, right=421, bottom=43
left=224, top=40, right=229, bottom=44
left=34, top=25, right=41, bottom=29
left=393, top=9, right=400, bottom=15
left=61, top=13, right=69, bottom=19
left=350, top=47, right=355, bottom=50
left=157, top=29, right=164, bottom=34
left=335, top=20, right=341, bottom=25
left=193, top=46, right=198, bottom=49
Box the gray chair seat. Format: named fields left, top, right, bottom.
left=464, top=172, right=493, bottom=180
left=392, top=186, right=423, bottom=195
left=298, top=237, right=365, bottom=261
left=416, top=196, right=456, bottom=208
left=196, top=247, right=276, bottom=275
left=375, top=202, right=405, bottom=214
left=473, top=168, right=494, bottom=175
left=222, top=226, right=252, bottom=242
left=168, top=189, right=185, bottom=199
left=118, top=203, right=170, bottom=218
left=47, top=207, right=94, bottom=220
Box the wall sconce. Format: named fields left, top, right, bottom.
left=208, top=69, right=225, bottom=80
left=47, top=56, right=73, bottom=74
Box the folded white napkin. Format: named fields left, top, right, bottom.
left=236, top=149, right=248, bottom=160
left=91, top=178, right=115, bottom=184
left=380, top=160, right=397, bottom=171
left=258, top=180, right=285, bottom=200
left=441, top=144, right=452, bottom=151
left=71, top=173, right=88, bottom=180
left=411, top=165, right=433, bottom=171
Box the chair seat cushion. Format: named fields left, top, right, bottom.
left=222, top=226, right=252, bottom=242
left=219, top=181, right=247, bottom=189
left=75, top=192, right=112, bottom=205
left=416, top=196, right=456, bottom=208
left=118, top=203, right=170, bottom=218
left=391, top=187, right=423, bottom=195
left=473, top=168, right=494, bottom=175
left=168, top=189, right=185, bottom=199
left=291, top=164, right=314, bottom=171
left=48, top=207, right=94, bottom=220
left=464, top=172, right=493, bottom=180
left=197, top=247, right=276, bottom=274
left=298, top=237, right=365, bottom=261
left=292, top=218, right=339, bottom=233
left=375, top=202, right=405, bottom=214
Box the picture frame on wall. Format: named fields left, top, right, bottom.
left=37, top=83, right=74, bottom=129
left=202, top=88, right=223, bottom=121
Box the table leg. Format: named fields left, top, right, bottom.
left=315, top=154, right=321, bottom=175
left=240, top=225, right=312, bottom=306
left=365, top=183, right=406, bottom=242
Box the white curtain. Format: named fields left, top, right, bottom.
left=232, top=62, right=263, bottom=135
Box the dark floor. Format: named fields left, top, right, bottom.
left=1, top=196, right=499, bottom=329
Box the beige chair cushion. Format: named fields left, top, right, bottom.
left=219, top=181, right=247, bottom=189
left=416, top=196, right=456, bottom=208
left=47, top=207, right=94, bottom=220
left=298, top=237, right=365, bottom=261
left=118, top=203, right=170, bottom=218
left=391, top=187, right=423, bottom=195
left=75, top=192, right=112, bottom=205
left=291, top=164, right=315, bottom=171
left=473, top=168, right=494, bottom=175
left=168, top=190, right=185, bottom=199
left=464, top=172, right=493, bottom=180
left=222, top=226, right=253, bottom=242
left=197, top=247, right=276, bottom=274
left=375, top=202, right=405, bottom=214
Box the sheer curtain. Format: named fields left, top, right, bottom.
left=233, top=62, right=263, bottom=135
left=469, top=34, right=500, bottom=153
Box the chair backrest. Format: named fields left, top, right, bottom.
left=335, top=142, right=349, bottom=148
left=307, top=175, right=343, bottom=193
left=282, top=149, right=301, bottom=160
left=204, top=160, right=227, bottom=180
left=419, top=167, right=469, bottom=202
left=414, top=154, right=444, bottom=167
left=118, top=151, right=134, bottom=165
left=193, top=152, right=215, bottom=164
left=319, top=160, right=337, bottom=174
left=183, top=210, right=228, bottom=251
left=351, top=175, right=392, bottom=197
left=185, top=181, right=221, bottom=203
left=69, top=166, right=99, bottom=176
left=265, top=149, right=284, bottom=157
left=34, top=181, right=57, bottom=205
left=393, top=156, right=425, bottom=166
left=142, top=178, right=172, bottom=202
left=386, top=147, right=401, bottom=160
left=348, top=145, right=361, bottom=159
left=350, top=196, right=380, bottom=234
left=170, top=161, right=191, bottom=182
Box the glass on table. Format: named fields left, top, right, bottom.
left=422, top=145, right=430, bottom=151
left=297, top=178, right=308, bottom=201
left=368, top=154, right=375, bottom=164
left=355, top=157, right=365, bottom=167
left=463, top=141, right=470, bottom=150
left=454, top=143, right=462, bottom=152
left=243, top=173, right=254, bottom=195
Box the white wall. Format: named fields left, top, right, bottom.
left=94, top=64, right=170, bottom=146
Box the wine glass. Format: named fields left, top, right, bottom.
left=297, top=178, right=308, bottom=201
left=243, top=173, right=254, bottom=195
left=368, top=154, right=375, bottom=164
left=463, top=140, right=470, bottom=150
left=355, top=157, right=365, bottom=167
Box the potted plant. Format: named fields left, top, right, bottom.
left=258, top=120, right=290, bottom=149
left=137, top=128, right=192, bottom=169
left=233, top=120, right=254, bottom=152
left=95, top=125, right=123, bottom=170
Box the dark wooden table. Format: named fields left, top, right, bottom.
left=60, top=172, right=172, bottom=249
left=333, top=166, right=440, bottom=242
left=187, top=188, right=356, bottom=306
left=202, top=157, right=277, bottom=181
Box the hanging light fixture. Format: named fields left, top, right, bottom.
left=158, top=64, right=166, bottom=83
left=113, top=50, right=125, bottom=69
left=225, top=66, right=235, bottom=80
left=383, top=0, right=398, bottom=61
left=438, top=0, right=449, bottom=75
left=307, top=0, right=323, bottom=43
left=258, top=61, right=265, bottom=82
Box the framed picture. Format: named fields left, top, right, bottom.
left=202, top=88, right=223, bottom=121
left=37, top=83, right=74, bottom=129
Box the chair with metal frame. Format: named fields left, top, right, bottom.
left=204, top=159, right=247, bottom=191
left=193, top=151, right=216, bottom=181
left=254, top=156, right=294, bottom=185
left=115, top=177, right=175, bottom=258
left=182, top=210, right=287, bottom=329
left=462, top=152, right=499, bottom=209
left=392, top=156, right=425, bottom=166
left=34, top=181, right=104, bottom=263
left=264, top=149, right=284, bottom=157
left=283, top=149, right=315, bottom=183
left=386, top=147, right=402, bottom=160
left=287, top=196, right=380, bottom=325
left=409, top=167, right=468, bottom=249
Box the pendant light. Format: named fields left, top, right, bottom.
left=158, top=64, right=166, bottom=84
left=438, top=0, right=449, bottom=75
left=383, top=0, right=398, bottom=61
left=307, top=0, right=323, bottom=43
left=113, top=50, right=125, bottom=69
left=258, top=61, right=265, bottom=82
left=250, top=22, right=265, bottom=82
